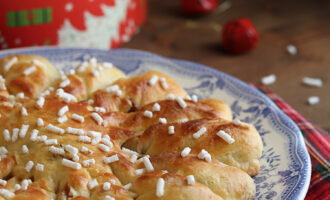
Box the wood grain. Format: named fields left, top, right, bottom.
left=123, top=0, right=330, bottom=133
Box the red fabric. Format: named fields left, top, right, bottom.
left=255, top=85, right=330, bottom=200
left=0, top=0, right=147, bottom=49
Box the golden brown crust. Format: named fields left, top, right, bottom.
left=147, top=152, right=256, bottom=200
left=75, top=61, right=126, bottom=96
left=55, top=74, right=87, bottom=101
left=0, top=55, right=58, bottom=98
left=199, top=99, right=232, bottom=121
left=89, top=184, right=133, bottom=200
left=72, top=197, right=89, bottom=200
left=0, top=96, right=134, bottom=199
left=0, top=55, right=262, bottom=199
left=115, top=71, right=187, bottom=108
left=105, top=152, right=136, bottom=185
left=104, top=99, right=232, bottom=133
left=92, top=71, right=187, bottom=112
left=132, top=171, right=223, bottom=200
left=132, top=118, right=262, bottom=176
left=12, top=186, right=48, bottom=200
left=92, top=90, right=132, bottom=113
left=0, top=157, right=15, bottom=179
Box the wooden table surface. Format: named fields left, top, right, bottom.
left=123, top=0, right=330, bottom=133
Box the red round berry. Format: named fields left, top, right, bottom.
left=222, top=17, right=259, bottom=54
left=181, top=0, right=219, bottom=15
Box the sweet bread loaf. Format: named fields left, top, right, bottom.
left=0, top=55, right=262, bottom=199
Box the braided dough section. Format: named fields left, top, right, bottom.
left=0, top=55, right=262, bottom=200
left=0, top=97, right=134, bottom=199
left=147, top=152, right=256, bottom=200
left=129, top=118, right=262, bottom=176
left=103, top=99, right=232, bottom=134
left=92, top=71, right=188, bottom=112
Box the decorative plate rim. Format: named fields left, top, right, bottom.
left=0, top=46, right=311, bottom=199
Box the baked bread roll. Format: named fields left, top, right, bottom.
left=0, top=55, right=59, bottom=98
left=0, top=54, right=262, bottom=200
left=92, top=71, right=188, bottom=112
left=74, top=59, right=126, bottom=96
left=103, top=98, right=232, bottom=133
left=52, top=58, right=126, bottom=101
left=128, top=118, right=262, bottom=176
left=131, top=171, right=223, bottom=200
left=107, top=152, right=256, bottom=200
left=146, top=152, right=256, bottom=200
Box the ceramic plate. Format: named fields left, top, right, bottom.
left=0, top=47, right=311, bottom=200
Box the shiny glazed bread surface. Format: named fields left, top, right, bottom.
left=0, top=55, right=262, bottom=200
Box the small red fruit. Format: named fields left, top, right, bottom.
left=222, top=17, right=259, bottom=54
left=181, top=0, right=219, bottom=15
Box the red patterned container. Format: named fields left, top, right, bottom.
left=0, top=0, right=147, bottom=49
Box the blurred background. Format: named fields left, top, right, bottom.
left=130, top=0, right=330, bottom=136
left=0, top=0, right=329, bottom=133
left=124, top=0, right=330, bottom=134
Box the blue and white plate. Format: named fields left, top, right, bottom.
left=0, top=47, right=311, bottom=200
